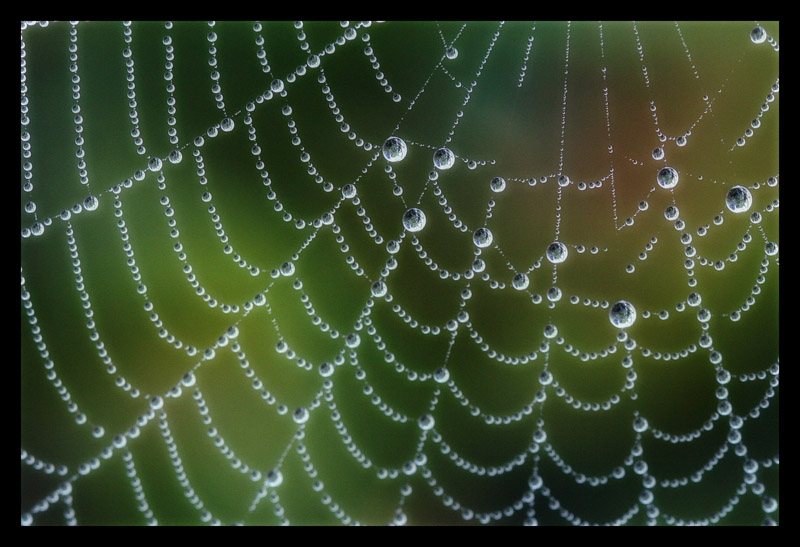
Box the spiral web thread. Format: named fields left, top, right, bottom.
left=20, top=21, right=778, bottom=526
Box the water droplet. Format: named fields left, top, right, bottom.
left=445, top=46, right=458, bottom=60
left=270, top=78, right=285, bottom=93
left=751, top=26, right=767, bottom=44
left=168, top=149, right=182, bottom=164
left=83, top=195, right=99, bottom=211
left=319, top=362, right=334, bottom=377
left=342, top=184, right=357, bottom=199
left=433, top=148, right=455, bottom=170
left=652, top=147, right=664, bottom=160
left=761, top=496, right=778, bottom=513
left=490, top=176, right=506, bottom=193
left=726, top=186, right=753, bottom=213
left=664, top=206, right=679, bottom=221
left=220, top=117, right=235, bottom=132
left=657, top=167, right=679, bottom=189
left=765, top=241, right=778, bottom=256
left=473, top=227, right=493, bottom=248
left=267, top=469, right=283, bottom=487
left=512, top=273, right=529, bottom=291
left=546, top=241, right=569, bottom=264
left=292, top=407, right=309, bottom=424
left=150, top=395, right=164, bottom=410
left=546, top=287, right=562, bottom=302
left=433, top=367, right=450, bottom=383
left=418, top=413, right=435, bottom=430
left=382, top=136, right=407, bottom=162
left=371, top=280, right=387, bottom=298
left=280, top=261, right=295, bottom=276
left=633, top=416, right=649, bottom=433
left=609, top=301, right=636, bottom=329
left=543, top=324, right=558, bottom=339
left=181, top=371, right=196, bottom=387
left=402, top=208, right=426, bottom=232
left=345, top=332, right=361, bottom=348
left=148, top=157, right=163, bottom=172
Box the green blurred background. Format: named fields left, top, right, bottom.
left=21, top=21, right=778, bottom=525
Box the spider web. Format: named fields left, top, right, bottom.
left=21, top=20, right=779, bottom=526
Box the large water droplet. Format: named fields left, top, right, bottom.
left=657, top=167, right=679, bottom=189
left=433, top=148, right=455, bottom=170
left=751, top=26, right=767, bottom=44
left=609, top=300, right=636, bottom=329
left=726, top=185, right=753, bottom=213
left=546, top=241, right=568, bottom=264
left=382, top=137, right=407, bottom=163
left=473, top=227, right=493, bottom=248
left=402, top=208, right=426, bottom=232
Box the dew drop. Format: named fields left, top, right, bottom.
left=319, top=362, right=334, bottom=378
left=633, top=416, right=649, bottom=433
left=761, top=496, right=778, bottom=513
left=765, top=241, right=778, bottom=256
left=657, top=166, right=679, bottom=189
left=402, top=208, right=426, bottom=232
left=220, top=117, right=235, bottom=132
left=751, top=26, right=767, bottom=44
left=609, top=300, right=636, bottom=329
left=148, top=157, right=163, bottom=172
left=371, top=280, right=387, bottom=298
left=267, top=469, right=283, bottom=487
left=270, top=78, right=285, bottom=93
left=345, top=332, right=361, bottom=348
left=342, top=184, right=357, bottom=199
left=726, top=186, right=753, bottom=213
left=83, top=195, right=99, bottom=211
left=546, top=241, right=569, bottom=264
left=181, top=371, right=196, bottom=387
left=433, top=147, right=455, bottom=170
left=418, top=413, right=435, bottom=431
left=664, top=206, right=679, bottom=221
left=382, top=136, right=407, bottom=162
left=433, top=367, right=450, bottom=383
left=512, top=273, right=530, bottom=291
left=473, top=227, right=493, bottom=248
left=292, top=407, right=309, bottom=424
left=490, top=176, right=506, bottom=193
